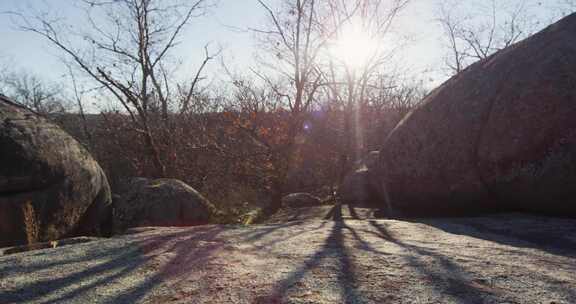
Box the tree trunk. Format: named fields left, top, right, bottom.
left=143, top=128, right=166, bottom=178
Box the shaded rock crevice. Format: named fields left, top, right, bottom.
left=469, top=65, right=517, bottom=207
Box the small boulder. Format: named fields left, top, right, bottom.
left=339, top=168, right=382, bottom=207
left=364, top=151, right=380, bottom=170
left=0, top=95, right=112, bottom=247
left=113, top=178, right=218, bottom=232
left=281, top=193, right=322, bottom=208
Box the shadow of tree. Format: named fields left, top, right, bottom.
left=103, top=225, right=230, bottom=303
left=2, top=211, right=575, bottom=303
left=404, top=216, right=576, bottom=301
left=239, top=220, right=306, bottom=242
left=107, top=219, right=335, bottom=303
left=247, top=221, right=331, bottom=253
left=411, top=216, right=576, bottom=258
left=0, top=225, right=223, bottom=303
left=258, top=204, right=365, bottom=303
left=0, top=243, right=145, bottom=303
left=347, top=204, right=360, bottom=219
left=0, top=218, right=338, bottom=303
left=368, top=220, right=500, bottom=303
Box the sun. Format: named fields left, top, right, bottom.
left=330, top=19, right=380, bottom=69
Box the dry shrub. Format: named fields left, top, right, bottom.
left=53, top=99, right=417, bottom=223
left=22, top=201, right=39, bottom=245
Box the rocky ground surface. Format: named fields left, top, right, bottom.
left=1, top=205, right=575, bottom=304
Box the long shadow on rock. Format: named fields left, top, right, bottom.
left=239, top=220, right=305, bottom=242
left=0, top=225, right=224, bottom=304
left=105, top=226, right=226, bottom=304
left=381, top=216, right=576, bottom=302
left=248, top=221, right=331, bottom=254
left=369, top=220, right=499, bottom=304
left=323, top=204, right=342, bottom=220
left=0, top=244, right=146, bottom=303
left=347, top=204, right=360, bottom=219
left=0, top=243, right=124, bottom=279
left=412, top=215, right=576, bottom=258
left=60, top=226, right=223, bottom=304
left=113, top=219, right=333, bottom=302
left=259, top=205, right=365, bottom=304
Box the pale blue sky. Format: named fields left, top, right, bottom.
left=0, top=0, right=572, bottom=93
left=0, top=0, right=265, bottom=82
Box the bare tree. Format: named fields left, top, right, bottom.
left=247, top=0, right=411, bottom=209
left=320, top=0, right=409, bottom=183
left=12, top=0, right=219, bottom=177
left=0, top=69, right=67, bottom=114
left=436, top=0, right=542, bottom=75
left=64, top=63, right=93, bottom=147
left=436, top=2, right=466, bottom=74
left=251, top=0, right=349, bottom=210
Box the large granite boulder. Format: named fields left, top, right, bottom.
left=0, top=95, right=112, bottom=247
left=281, top=193, right=322, bottom=208
left=377, top=13, right=576, bottom=216
left=113, top=178, right=218, bottom=232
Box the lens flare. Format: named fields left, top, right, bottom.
left=330, top=19, right=379, bottom=68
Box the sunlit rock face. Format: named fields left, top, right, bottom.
left=0, top=95, right=112, bottom=247
left=377, top=13, right=576, bottom=217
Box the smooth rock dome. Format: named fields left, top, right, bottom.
left=377, top=13, right=576, bottom=216
left=0, top=95, right=112, bottom=247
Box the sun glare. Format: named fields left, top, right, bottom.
left=330, top=20, right=380, bottom=69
